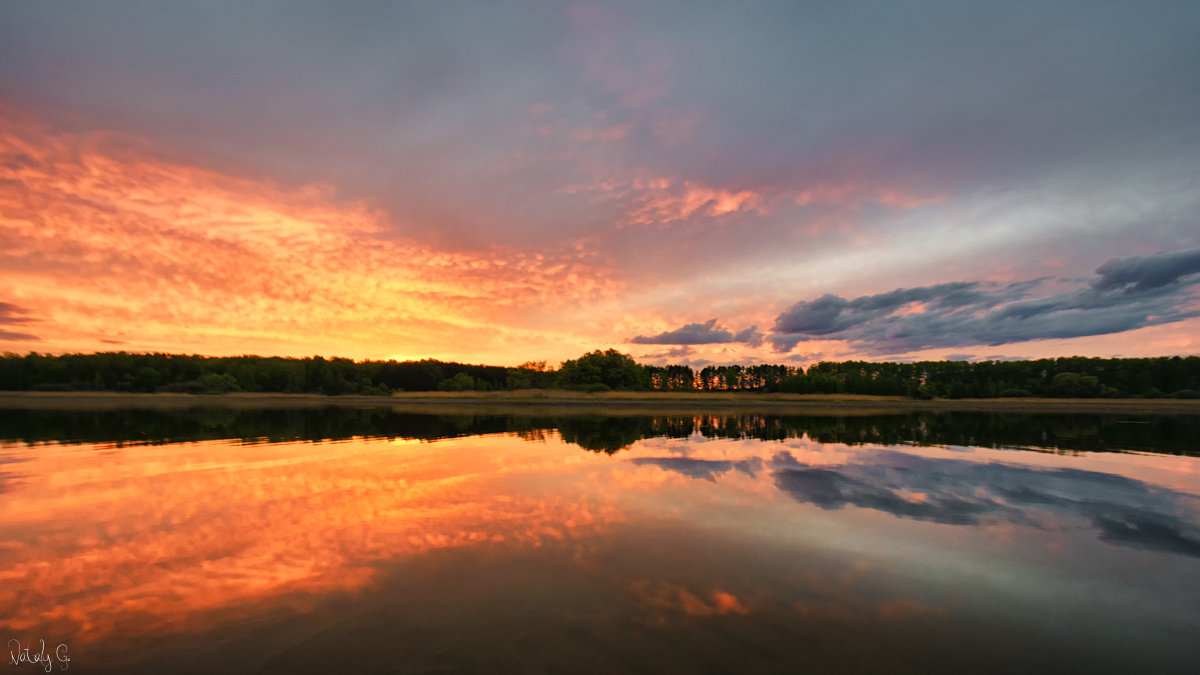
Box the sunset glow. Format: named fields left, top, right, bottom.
left=1, top=3, right=1197, bottom=366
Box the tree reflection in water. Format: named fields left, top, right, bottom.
left=2, top=406, right=1197, bottom=456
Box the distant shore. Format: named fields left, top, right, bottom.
left=3, top=390, right=1200, bottom=415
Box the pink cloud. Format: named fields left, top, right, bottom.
left=622, top=178, right=764, bottom=227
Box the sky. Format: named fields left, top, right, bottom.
left=1, top=0, right=1198, bottom=367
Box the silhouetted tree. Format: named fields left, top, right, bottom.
left=556, top=349, right=651, bottom=391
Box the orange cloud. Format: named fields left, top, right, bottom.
left=563, top=167, right=943, bottom=233
left=622, top=178, right=763, bottom=227
left=627, top=580, right=751, bottom=617
left=0, top=108, right=621, bottom=363
left=560, top=175, right=765, bottom=228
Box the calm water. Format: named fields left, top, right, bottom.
left=1, top=407, right=1198, bottom=673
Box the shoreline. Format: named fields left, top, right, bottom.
left=3, top=390, right=1200, bottom=415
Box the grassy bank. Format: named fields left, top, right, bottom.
left=3, top=390, right=1200, bottom=415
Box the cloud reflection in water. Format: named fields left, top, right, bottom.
left=768, top=449, right=1200, bottom=557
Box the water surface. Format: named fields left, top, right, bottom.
left=1, top=408, right=1198, bottom=673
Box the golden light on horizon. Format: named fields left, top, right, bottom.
left=0, top=109, right=623, bottom=365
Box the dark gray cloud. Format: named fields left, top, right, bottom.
left=732, top=325, right=764, bottom=348
left=632, top=456, right=763, bottom=482
left=770, top=249, right=1200, bottom=354
left=773, top=282, right=1002, bottom=337
left=0, top=302, right=38, bottom=341
left=631, top=319, right=732, bottom=345
left=769, top=449, right=1200, bottom=557
left=631, top=319, right=764, bottom=346
left=1092, top=248, right=1200, bottom=293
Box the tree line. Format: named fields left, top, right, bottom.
left=0, top=351, right=506, bottom=395
left=775, top=356, right=1200, bottom=399
left=1, top=349, right=1197, bottom=398
left=0, top=348, right=647, bottom=395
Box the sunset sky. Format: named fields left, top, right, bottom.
left=1, top=1, right=1198, bottom=367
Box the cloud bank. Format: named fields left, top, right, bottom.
left=770, top=249, right=1200, bottom=354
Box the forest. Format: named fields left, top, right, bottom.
left=1, top=349, right=1198, bottom=399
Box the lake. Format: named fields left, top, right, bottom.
left=1, top=406, right=1198, bottom=673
